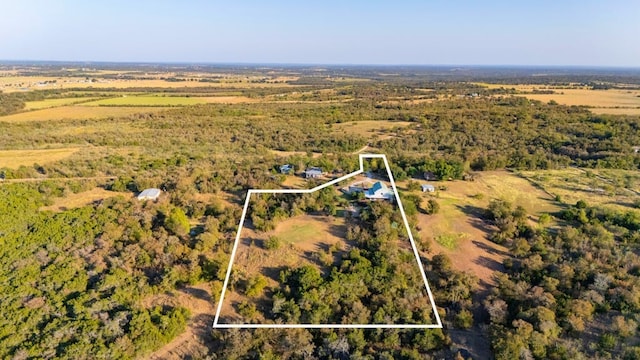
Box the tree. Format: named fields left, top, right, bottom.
left=164, top=208, right=190, bottom=237
left=426, top=199, right=440, bottom=214
left=245, top=275, right=268, bottom=297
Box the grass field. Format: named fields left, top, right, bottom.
left=331, top=120, right=414, bottom=139
left=478, top=83, right=640, bottom=115
left=399, top=170, right=561, bottom=286
left=518, top=168, right=640, bottom=214
left=24, top=97, right=100, bottom=110
left=40, top=188, right=130, bottom=212
left=0, top=148, right=80, bottom=169
left=0, top=105, right=167, bottom=122
left=273, top=215, right=346, bottom=249
left=83, top=95, right=208, bottom=106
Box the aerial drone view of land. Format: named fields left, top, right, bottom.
left=2, top=63, right=640, bottom=359
left=217, top=160, right=439, bottom=327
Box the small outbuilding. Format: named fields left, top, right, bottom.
left=421, top=184, right=435, bottom=193
left=137, top=188, right=161, bottom=201
left=423, top=171, right=436, bottom=181
left=303, top=167, right=323, bottom=178
left=279, top=164, right=294, bottom=174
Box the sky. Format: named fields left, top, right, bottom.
left=1, top=0, right=639, bottom=66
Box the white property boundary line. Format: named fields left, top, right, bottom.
left=212, top=154, right=443, bottom=329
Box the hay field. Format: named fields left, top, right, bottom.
left=0, top=148, right=80, bottom=169
left=524, top=88, right=640, bottom=108
left=0, top=106, right=166, bottom=122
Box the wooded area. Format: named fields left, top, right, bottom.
left=1, top=64, right=639, bottom=359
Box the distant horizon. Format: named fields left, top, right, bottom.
left=2, top=59, right=640, bottom=71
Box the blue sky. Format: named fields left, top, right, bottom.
left=1, top=0, right=639, bottom=66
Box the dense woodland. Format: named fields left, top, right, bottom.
left=1, top=65, right=640, bottom=359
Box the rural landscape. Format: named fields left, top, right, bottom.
left=1, top=62, right=640, bottom=359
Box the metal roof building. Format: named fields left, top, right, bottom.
left=137, top=188, right=161, bottom=201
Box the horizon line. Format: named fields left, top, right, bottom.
left=1, top=59, right=640, bottom=70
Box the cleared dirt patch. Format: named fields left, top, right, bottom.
left=0, top=148, right=80, bottom=169
left=40, top=188, right=130, bottom=212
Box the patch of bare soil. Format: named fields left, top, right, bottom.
left=144, top=283, right=217, bottom=360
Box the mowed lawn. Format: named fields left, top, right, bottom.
left=0, top=148, right=80, bottom=169
left=0, top=106, right=167, bottom=122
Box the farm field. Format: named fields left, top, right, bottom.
left=83, top=95, right=209, bottom=106
left=479, top=83, right=640, bottom=114
left=0, top=105, right=167, bottom=122
left=0, top=147, right=80, bottom=169
left=24, top=97, right=100, bottom=110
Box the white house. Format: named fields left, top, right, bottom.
left=365, top=181, right=394, bottom=200
left=137, top=188, right=161, bottom=201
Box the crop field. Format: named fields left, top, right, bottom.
left=24, top=97, right=100, bottom=110
left=0, top=148, right=80, bottom=169
left=0, top=105, right=167, bottom=122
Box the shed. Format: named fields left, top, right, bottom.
left=137, top=188, right=161, bottom=201
left=421, top=184, right=435, bottom=193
